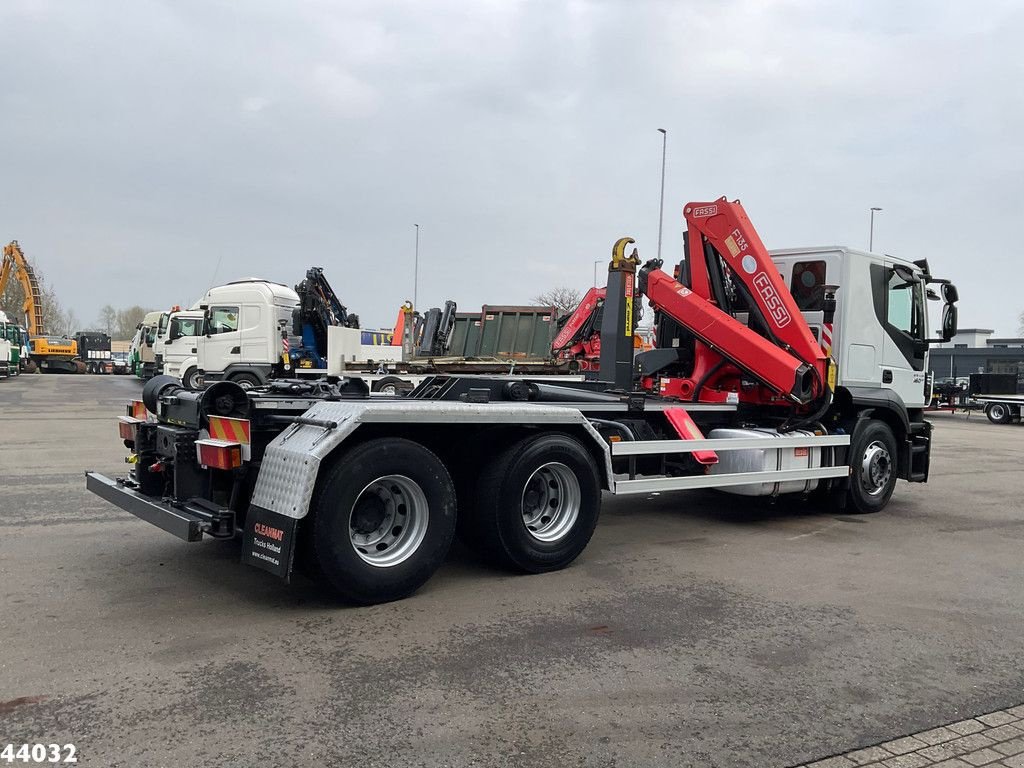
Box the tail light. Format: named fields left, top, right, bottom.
left=128, top=400, right=147, bottom=420
left=195, top=439, right=243, bottom=470
left=118, top=416, right=143, bottom=441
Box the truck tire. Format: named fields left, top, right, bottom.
left=229, top=372, right=262, bottom=390
left=182, top=367, right=201, bottom=390
left=373, top=376, right=411, bottom=396
left=470, top=433, right=601, bottom=573
left=310, top=438, right=457, bottom=604
left=845, top=420, right=898, bottom=514
left=986, top=403, right=1013, bottom=424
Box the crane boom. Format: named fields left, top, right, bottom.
left=0, top=241, right=45, bottom=335
left=634, top=198, right=831, bottom=405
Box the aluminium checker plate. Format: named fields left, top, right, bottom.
left=249, top=400, right=610, bottom=520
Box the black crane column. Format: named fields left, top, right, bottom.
left=599, top=237, right=640, bottom=390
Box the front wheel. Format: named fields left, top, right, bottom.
left=230, top=372, right=262, bottom=390
left=469, top=433, right=601, bottom=573
left=844, top=420, right=898, bottom=514
left=310, top=438, right=457, bottom=604
left=986, top=403, right=1013, bottom=424
left=182, top=367, right=202, bottom=390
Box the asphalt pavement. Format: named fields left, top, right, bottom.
left=1, top=375, right=1022, bottom=768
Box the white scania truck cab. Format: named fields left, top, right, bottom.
left=195, top=279, right=298, bottom=390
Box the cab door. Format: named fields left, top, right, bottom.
left=873, top=263, right=928, bottom=407
left=199, top=305, right=242, bottom=373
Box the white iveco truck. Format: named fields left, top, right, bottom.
left=87, top=198, right=958, bottom=605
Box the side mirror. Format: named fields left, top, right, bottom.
left=941, top=283, right=959, bottom=303
left=941, top=303, right=958, bottom=342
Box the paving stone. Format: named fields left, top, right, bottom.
left=845, top=747, right=896, bottom=765
left=880, top=753, right=930, bottom=768
left=931, top=760, right=972, bottom=768
left=949, top=721, right=988, bottom=736
left=985, top=725, right=1024, bottom=743
left=806, top=757, right=857, bottom=768
left=880, top=737, right=930, bottom=756
left=1006, top=707, right=1024, bottom=719
left=1001, top=755, right=1024, bottom=768
left=921, top=736, right=997, bottom=762
left=915, top=727, right=962, bottom=746
left=961, top=748, right=1008, bottom=766
left=994, top=739, right=1024, bottom=757
left=980, top=712, right=1021, bottom=728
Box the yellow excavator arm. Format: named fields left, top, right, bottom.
left=1, top=240, right=46, bottom=336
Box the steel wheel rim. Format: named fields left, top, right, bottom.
left=990, top=404, right=1007, bottom=421
left=349, top=474, right=429, bottom=567
left=521, top=462, right=581, bottom=543
left=860, top=441, right=892, bottom=497
left=380, top=384, right=398, bottom=395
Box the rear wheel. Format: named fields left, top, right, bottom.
left=986, top=403, right=1012, bottom=424
left=845, top=420, right=898, bottom=514
left=310, top=438, right=457, bottom=604
left=469, top=433, right=601, bottom=573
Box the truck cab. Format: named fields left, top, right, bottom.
left=161, top=309, right=205, bottom=389
left=135, top=311, right=170, bottom=380
left=195, top=279, right=299, bottom=390
left=769, top=247, right=943, bottom=409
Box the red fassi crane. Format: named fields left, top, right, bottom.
left=635, top=198, right=833, bottom=407
left=550, top=286, right=605, bottom=372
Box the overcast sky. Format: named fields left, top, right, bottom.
left=2, top=0, right=1021, bottom=334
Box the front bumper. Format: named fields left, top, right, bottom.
left=85, top=472, right=234, bottom=541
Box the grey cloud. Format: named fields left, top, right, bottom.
left=1, top=0, right=1020, bottom=333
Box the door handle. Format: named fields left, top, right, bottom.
left=882, top=370, right=893, bottom=383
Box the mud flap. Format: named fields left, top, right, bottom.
left=241, top=505, right=298, bottom=581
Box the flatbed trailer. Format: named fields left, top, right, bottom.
left=974, top=395, right=1024, bottom=424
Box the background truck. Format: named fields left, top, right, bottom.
left=87, top=195, right=958, bottom=606
left=193, top=273, right=571, bottom=392
left=75, top=331, right=112, bottom=374
left=0, top=311, right=26, bottom=375
left=969, top=372, right=1024, bottom=424
left=159, top=309, right=204, bottom=388
left=132, top=310, right=170, bottom=379
left=0, top=335, right=10, bottom=377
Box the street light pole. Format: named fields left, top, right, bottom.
left=869, top=207, right=882, bottom=251
left=657, top=128, right=667, bottom=262
left=414, top=224, right=420, bottom=309
left=593, top=259, right=603, bottom=288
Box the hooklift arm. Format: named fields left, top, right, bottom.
left=637, top=198, right=829, bottom=404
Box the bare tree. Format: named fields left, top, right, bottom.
left=533, top=287, right=583, bottom=316
left=97, top=304, right=117, bottom=336
left=115, top=306, right=152, bottom=340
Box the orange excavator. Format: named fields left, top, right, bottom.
left=0, top=241, right=80, bottom=373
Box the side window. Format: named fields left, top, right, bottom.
left=178, top=318, right=200, bottom=337
left=886, top=270, right=923, bottom=337
left=790, top=261, right=826, bottom=311
left=208, top=306, right=240, bottom=335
